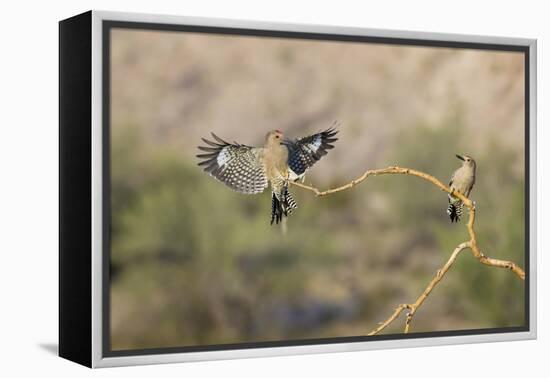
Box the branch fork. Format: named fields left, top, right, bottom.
left=290, top=166, right=525, bottom=335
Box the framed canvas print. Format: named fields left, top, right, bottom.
left=59, top=10, right=537, bottom=368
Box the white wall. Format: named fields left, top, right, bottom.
left=0, top=0, right=546, bottom=376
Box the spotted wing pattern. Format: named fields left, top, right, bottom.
left=283, top=127, right=338, bottom=179
left=197, top=133, right=268, bottom=194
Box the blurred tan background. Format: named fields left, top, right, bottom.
left=109, top=28, right=525, bottom=351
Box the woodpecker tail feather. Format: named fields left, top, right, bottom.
left=270, top=186, right=298, bottom=225
left=283, top=186, right=298, bottom=214
left=447, top=197, right=463, bottom=223
left=271, top=193, right=283, bottom=225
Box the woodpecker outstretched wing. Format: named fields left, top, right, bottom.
left=283, top=127, right=338, bottom=180
left=197, top=133, right=268, bottom=194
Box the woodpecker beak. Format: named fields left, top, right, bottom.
left=455, top=154, right=465, bottom=161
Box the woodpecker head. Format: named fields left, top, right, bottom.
left=265, top=130, right=285, bottom=146
left=456, top=154, right=476, bottom=169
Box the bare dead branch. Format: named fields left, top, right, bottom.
left=403, top=241, right=470, bottom=333
left=367, top=304, right=410, bottom=336
left=290, top=165, right=526, bottom=334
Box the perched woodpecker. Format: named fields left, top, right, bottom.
left=197, top=127, right=338, bottom=224
left=447, top=154, right=476, bottom=222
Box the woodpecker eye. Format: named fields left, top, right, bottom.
left=275, top=135, right=280, bottom=139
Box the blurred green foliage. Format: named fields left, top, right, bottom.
left=110, top=116, right=525, bottom=350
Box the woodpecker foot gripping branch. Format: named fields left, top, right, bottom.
left=290, top=165, right=525, bottom=335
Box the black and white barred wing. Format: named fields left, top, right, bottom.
left=283, top=127, right=338, bottom=180
left=197, top=133, right=268, bottom=194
